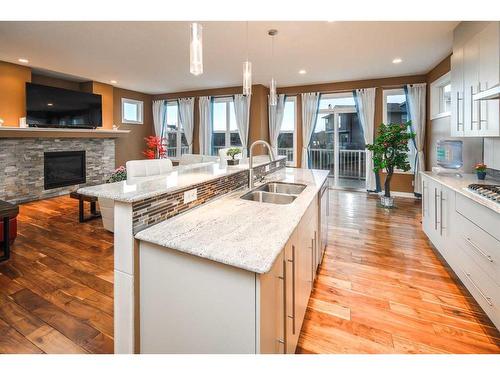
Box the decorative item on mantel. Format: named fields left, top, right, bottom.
left=143, top=136, right=167, bottom=159
left=475, top=163, right=487, bottom=180
left=226, top=148, right=242, bottom=165
left=366, top=122, right=415, bottom=208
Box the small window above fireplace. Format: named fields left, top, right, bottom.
left=44, top=151, right=86, bottom=190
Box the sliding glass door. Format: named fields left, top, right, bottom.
left=309, top=94, right=366, bottom=189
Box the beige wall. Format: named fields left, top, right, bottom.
left=113, top=87, right=154, bottom=167
left=0, top=61, right=31, bottom=126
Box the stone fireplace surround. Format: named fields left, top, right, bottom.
left=0, top=138, right=115, bottom=204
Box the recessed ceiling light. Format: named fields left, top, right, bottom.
left=47, top=103, right=53, bottom=107
left=18, top=58, right=29, bottom=64
left=299, top=69, right=307, bottom=75
left=110, top=80, right=117, bottom=84
left=392, top=58, right=403, bottom=64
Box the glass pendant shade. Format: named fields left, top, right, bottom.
left=190, top=23, right=203, bottom=76
left=243, top=61, right=252, bottom=96
left=269, top=78, right=277, bottom=106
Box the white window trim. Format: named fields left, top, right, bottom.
left=166, top=100, right=187, bottom=158
left=430, top=72, right=451, bottom=120
left=382, top=88, right=415, bottom=175
left=121, top=98, right=144, bottom=124
left=212, top=96, right=240, bottom=154
left=279, top=96, right=297, bottom=167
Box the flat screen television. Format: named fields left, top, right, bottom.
left=26, top=83, right=102, bottom=129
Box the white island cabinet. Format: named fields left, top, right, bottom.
left=136, top=170, right=329, bottom=354
left=421, top=173, right=500, bottom=330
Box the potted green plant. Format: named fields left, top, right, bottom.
left=226, top=148, right=242, bottom=165
left=366, top=122, right=415, bottom=208
left=474, top=163, right=487, bottom=180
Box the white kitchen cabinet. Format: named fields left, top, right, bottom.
left=451, top=21, right=500, bottom=137
left=421, top=174, right=500, bottom=330
left=450, top=46, right=464, bottom=137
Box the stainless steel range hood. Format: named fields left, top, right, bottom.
left=473, top=84, right=500, bottom=101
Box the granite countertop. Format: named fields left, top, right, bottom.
left=78, top=155, right=285, bottom=203
left=421, top=172, right=500, bottom=214
left=135, top=167, right=330, bottom=274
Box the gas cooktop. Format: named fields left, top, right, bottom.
left=468, top=184, right=500, bottom=203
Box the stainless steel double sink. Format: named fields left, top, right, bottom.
left=240, top=182, right=306, bottom=205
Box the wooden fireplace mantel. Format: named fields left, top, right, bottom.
left=0, top=126, right=130, bottom=139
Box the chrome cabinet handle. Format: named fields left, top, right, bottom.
left=287, top=245, right=296, bottom=335
left=434, top=188, right=439, bottom=231
left=310, top=238, right=314, bottom=283
left=465, top=236, right=493, bottom=263
left=470, top=86, right=476, bottom=129
left=456, top=91, right=463, bottom=131
left=463, top=271, right=493, bottom=306
left=440, top=193, right=446, bottom=235
left=278, top=257, right=287, bottom=353
left=422, top=181, right=426, bottom=216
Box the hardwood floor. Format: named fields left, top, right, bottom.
left=297, top=190, right=500, bottom=354
left=0, top=196, right=114, bottom=354
left=1, top=191, right=499, bottom=354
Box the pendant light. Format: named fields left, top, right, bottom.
left=268, top=29, right=278, bottom=106
left=242, top=22, right=252, bottom=96
left=190, top=22, right=203, bottom=76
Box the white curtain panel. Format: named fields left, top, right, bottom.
left=198, top=96, right=212, bottom=156
left=301, top=92, right=320, bottom=168
left=406, top=83, right=427, bottom=195
left=178, top=97, right=195, bottom=153
left=354, top=88, right=377, bottom=191
left=233, top=94, right=251, bottom=158
left=152, top=99, right=166, bottom=138
left=268, top=94, right=286, bottom=156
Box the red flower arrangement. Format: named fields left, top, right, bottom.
left=143, top=136, right=167, bottom=159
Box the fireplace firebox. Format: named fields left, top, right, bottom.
left=44, top=151, right=86, bottom=190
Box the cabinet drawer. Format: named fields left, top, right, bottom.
left=456, top=250, right=500, bottom=329
left=455, top=193, right=500, bottom=241
left=455, top=213, right=500, bottom=286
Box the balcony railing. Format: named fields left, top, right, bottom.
left=277, top=148, right=294, bottom=164
left=308, top=148, right=366, bottom=180
left=166, top=146, right=189, bottom=158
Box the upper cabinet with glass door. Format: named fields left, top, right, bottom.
left=451, top=21, right=500, bottom=137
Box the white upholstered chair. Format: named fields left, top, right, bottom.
left=126, top=159, right=173, bottom=184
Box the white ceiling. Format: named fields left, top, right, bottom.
left=0, top=21, right=458, bottom=94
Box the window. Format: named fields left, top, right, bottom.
left=383, top=88, right=415, bottom=173
left=277, top=96, right=297, bottom=166
left=430, top=72, right=451, bottom=119
left=165, top=100, right=188, bottom=158
left=121, top=98, right=143, bottom=124
left=212, top=97, right=241, bottom=156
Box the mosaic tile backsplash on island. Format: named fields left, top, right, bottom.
left=132, top=158, right=286, bottom=234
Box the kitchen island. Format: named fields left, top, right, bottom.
left=77, top=155, right=292, bottom=353
left=136, top=167, right=329, bottom=353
